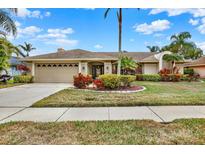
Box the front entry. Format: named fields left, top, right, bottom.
left=92, top=65, right=104, bottom=79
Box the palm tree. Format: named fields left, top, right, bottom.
left=163, top=53, right=183, bottom=73
left=19, top=42, right=36, bottom=56
left=147, top=46, right=160, bottom=52
left=104, top=8, right=123, bottom=75
left=121, top=56, right=137, bottom=75
left=169, top=32, right=192, bottom=54
left=0, top=38, right=19, bottom=75
left=0, top=9, right=18, bottom=37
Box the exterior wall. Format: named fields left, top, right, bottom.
left=143, top=63, right=158, bottom=74
left=190, top=66, right=205, bottom=78
left=175, top=63, right=184, bottom=74
left=104, top=62, right=112, bottom=74
left=79, top=62, right=88, bottom=75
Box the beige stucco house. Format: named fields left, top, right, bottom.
left=183, top=56, right=205, bottom=78
left=22, top=48, right=186, bottom=83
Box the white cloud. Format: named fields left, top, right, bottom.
left=15, top=21, right=21, bottom=27
left=45, top=12, right=51, bottom=17
left=196, top=42, right=205, bottom=54
left=37, top=28, right=74, bottom=39
left=133, top=19, right=171, bottom=35
left=17, top=8, right=50, bottom=19
left=18, top=26, right=42, bottom=36
left=37, top=27, right=78, bottom=47
left=197, top=23, right=205, bottom=34
left=189, top=19, right=199, bottom=26
left=94, top=44, right=103, bottom=49
left=149, top=9, right=205, bottom=17
left=45, top=38, right=78, bottom=46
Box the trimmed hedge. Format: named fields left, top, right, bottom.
left=136, top=74, right=161, bottom=81
left=13, top=75, right=33, bottom=83
left=184, top=68, right=194, bottom=75
left=99, top=74, right=136, bottom=89
left=99, top=74, right=121, bottom=89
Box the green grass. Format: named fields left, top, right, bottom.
left=0, top=81, right=23, bottom=89
left=32, top=81, right=205, bottom=107
left=0, top=119, right=205, bottom=144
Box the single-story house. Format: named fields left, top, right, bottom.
left=22, top=48, right=186, bottom=83
left=183, top=56, right=205, bottom=78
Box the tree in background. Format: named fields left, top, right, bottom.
left=19, top=42, right=36, bottom=56
left=121, top=56, right=137, bottom=75
left=0, top=9, right=17, bottom=37
left=162, top=32, right=203, bottom=60
left=147, top=46, right=161, bottom=52
left=0, top=38, right=19, bottom=75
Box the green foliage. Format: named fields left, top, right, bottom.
left=184, top=68, right=194, bottom=75
left=121, top=56, right=137, bottom=74
left=163, top=53, right=183, bottom=62
left=0, top=9, right=17, bottom=36
left=0, top=38, right=19, bottom=74
left=19, top=42, right=36, bottom=56
left=146, top=46, right=160, bottom=52
left=99, top=74, right=121, bottom=89
left=119, top=75, right=136, bottom=87
left=136, top=74, right=161, bottom=81
left=161, top=32, right=203, bottom=60
left=13, top=75, right=33, bottom=83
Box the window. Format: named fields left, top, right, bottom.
left=37, top=64, right=41, bottom=67
left=63, top=64, right=67, bottom=67
left=69, top=64, right=73, bottom=67
left=74, top=64, right=78, bottom=67
left=48, top=64, right=51, bottom=67
left=58, top=64, right=62, bottom=67
left=53, top=64, right=57, bottom=67
left=42, top=64, right=46, bottom=67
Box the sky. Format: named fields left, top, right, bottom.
left=9, top=8, right=205, bottom=56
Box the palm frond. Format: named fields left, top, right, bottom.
left=104, top=8, right=111, bottom=19
left=0, top=10, right=17, bottom=36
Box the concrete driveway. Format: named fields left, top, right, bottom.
left=0, top=83, right=72, bottom=107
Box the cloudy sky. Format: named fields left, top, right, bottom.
left=10, top=8, right=205, bottom=56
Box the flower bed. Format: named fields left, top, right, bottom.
left=73, top=74, right=144, bottom=93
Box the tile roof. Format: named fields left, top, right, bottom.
left=184, top=56, right=205, bottom=67
left=22, top=48, right=158, bottom=62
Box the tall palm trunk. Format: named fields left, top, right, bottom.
left=117, top=8, right=122, bottom=75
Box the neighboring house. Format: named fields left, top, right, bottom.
left=8, top=51, right=26, bottom=76
left=183, top=56, right=205, bottom=78
left=22, top=48, right=187, bottom=83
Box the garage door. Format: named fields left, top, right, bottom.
left=35, top=63, right=79, bottom=83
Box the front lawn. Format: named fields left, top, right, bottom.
left=0, top=83, right=23, bottom=89
left=32, top=81, right=205, bottom=107
left=0, top=119, right=205, bottom=144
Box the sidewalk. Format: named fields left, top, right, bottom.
left=1, top=106, right=205, bottom=123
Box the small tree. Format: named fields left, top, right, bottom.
left=163, top=53, right=183, bottom=74
left=121, top=56, right=137, bottom=75
left=19, top=42, right=36, bottom=56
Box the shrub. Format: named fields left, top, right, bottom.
left=119, top=75, right=136, bottom=87
left=13, top=75, right=33, bottom=83
left=93, top=79, right=104, bottom=90
left=136, top=74, right=161, bottom=81
left=99, top=74, right=120, bottom=89
left=17, top=64, right=30, bottom=75
left=73, top=73, right=92, bottom=89
left=184, top=68, right=194, bottom=76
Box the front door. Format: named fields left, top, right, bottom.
left=92, top=65, right=104, bottom=79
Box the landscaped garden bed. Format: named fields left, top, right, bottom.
left=32, top=81, right=205, bottom=107
left=1, top=119, right=205, bottom=144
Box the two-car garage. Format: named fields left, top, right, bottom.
left=35, top=63, right=79, bottom=83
